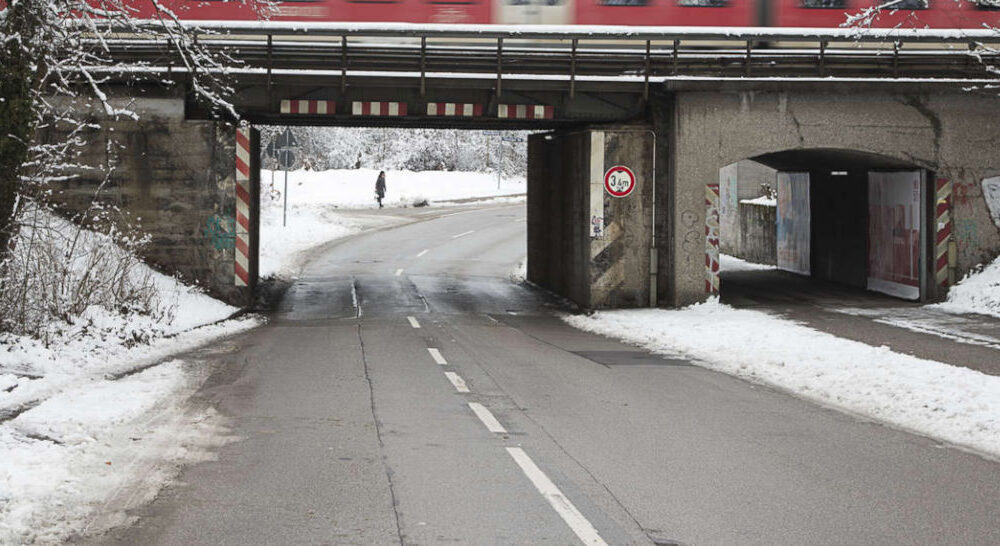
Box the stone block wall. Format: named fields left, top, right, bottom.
left=40, top=96, right=254, bottom=306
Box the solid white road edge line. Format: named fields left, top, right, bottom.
left=427, top=348, right=447, bottom=365
left=395, top=268, right=404, bottom=276
left=444, top=372, right=470, bottom=393
left=452, top=230, right=476, bottom=239
left=407, top=316, right=421, bottom=329
left=468, top=402, right=507, bottom=433
left=505, top=448, right=608, bottom=546
left=417, top=249, right=429, bottom=258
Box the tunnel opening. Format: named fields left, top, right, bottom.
left=251, top=125, right=530, bottom=289
left=716, top=149, right=932, bottom=305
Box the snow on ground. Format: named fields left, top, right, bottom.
left=719, top=253, right=776, bottom=272
left=0, top=361, right=232, bottom=543
left=263, top=168, right=525, bottom=210
left=739, top=195, right=777, bottom=207
left=931, top=254, right=1000, bottom=319
left=564, top=300, right=1000, bottom=459
left=0, top=211, right=261, bottom=543
left=259, top=168, right=525, bottom=277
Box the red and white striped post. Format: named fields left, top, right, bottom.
left=934, top=177, right=953, bottom=291
left=705, top=183, right=721, bottom=294
left=234, top=127, right=252, bottom=288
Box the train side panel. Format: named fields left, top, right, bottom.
left=575, top=0, right=758, bottom=27
left=772, top=0, right=1000, bottom=29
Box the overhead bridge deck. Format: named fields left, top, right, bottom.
left=94, top=22, right=1000, bottom=126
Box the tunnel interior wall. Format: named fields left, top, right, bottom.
left=720, top=160, right=777, bottom=258
left=41, top=95, right=254, bottom=306
left=810, top=170, right=869, bottom=288
left=527, top=131, right=590, bottom=307
left=738, top=203, right=777, bottom=266
left=668, top=89, right=1000, bottom=305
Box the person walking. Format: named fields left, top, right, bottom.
left=375, top=170, right=387, bottom=209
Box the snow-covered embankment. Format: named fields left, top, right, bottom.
left=565, top=300, right=1000, bottom=459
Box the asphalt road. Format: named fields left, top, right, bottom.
left=95, top=203, right=1000, bottom=546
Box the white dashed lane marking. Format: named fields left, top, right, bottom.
left=468, top=403, right=506, bottom=434
left=506, top=448, right=608, bottom=546
left=407, top=316, right=421, bottom=329
left=444, top=372, right=470, bottom=393
left=452, top=230, right=476, bottom=239
left=417, top=249, right=429, bottom=258
left=427, top=348, right=447, bottom=365
left=395, top=268, right=404, bottom=276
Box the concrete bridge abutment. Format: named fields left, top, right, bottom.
left=527, top=126, right=656, bottom=309
left=43, top=94, right=260, bottom=307
left=661, top=88, right=1000, bottom=306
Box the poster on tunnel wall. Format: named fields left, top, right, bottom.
left=777, top=172, right=811, bottom=275
left=867, top=171, right=922, bottom=300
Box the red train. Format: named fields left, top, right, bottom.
left=145, top=0, right=1000, bottom=29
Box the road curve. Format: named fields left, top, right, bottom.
left=94, top=203, right=1000, bottom=546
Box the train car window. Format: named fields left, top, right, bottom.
left=974, top=0, right=1000, bottom=9
left=507, top=0, right=565, bottom=4
left=677, top=0, right=729, bottom=6
left=597, top=0, right=650, bottom=5
left=878, top=0, right=928, bottom=9
left=800, top=0, right=847, bottom=8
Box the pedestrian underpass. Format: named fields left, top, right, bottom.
left=716, top=150, right=938, bottom=304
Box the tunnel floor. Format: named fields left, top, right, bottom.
left=718, top=263, right=1000, bottom=377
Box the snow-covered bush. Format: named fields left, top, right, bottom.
left=0, top=204, right=167, bottom=344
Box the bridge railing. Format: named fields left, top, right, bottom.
left=94, top=22, right=1000, bottom=96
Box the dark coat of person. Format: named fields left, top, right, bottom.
left=375, top=172, right=387, bottom=198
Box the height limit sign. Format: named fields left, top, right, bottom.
left=604, top=166, right=636, bottom=198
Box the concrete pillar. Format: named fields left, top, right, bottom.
left=527, top=126, right=655, bottom=309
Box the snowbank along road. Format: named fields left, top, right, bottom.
left=94, top=203, right=1000, bottom=545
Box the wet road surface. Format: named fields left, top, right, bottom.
left=95, top=204, right=1000, bottom=546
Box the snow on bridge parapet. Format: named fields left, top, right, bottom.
left=119, top=21, right=1000, bottom=44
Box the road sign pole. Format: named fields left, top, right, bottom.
left=283, top=169, right=288, bottom=228
left=497, top=138, right=502, bottom=190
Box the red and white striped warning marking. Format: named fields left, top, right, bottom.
left=352, top=101, right=408, bottom=116
left=935, top=177, right=953, bottom=289
left=234, top=127, right=252, bottom=288
left=280, top=99, right=335, bottom=115
left=426, top=102, right=483, bottom=117
left=498, top=104, right=554, bottom=120
left=705, top=183, right=721, bottom=294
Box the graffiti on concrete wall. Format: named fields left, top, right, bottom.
left=954, top=219, right=978, bottom=256
left=204, top=213, right=236, bottom=250
left=983, top=177, right=1000, bottom=229
left=680, top=210, right=701, bottom=266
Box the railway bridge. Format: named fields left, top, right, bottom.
left=54, top=23, right=1000, bottom=308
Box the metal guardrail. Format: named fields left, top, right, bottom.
left=97, top=22, right=1000, bottom=98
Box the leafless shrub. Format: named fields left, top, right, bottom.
left=0, top=202, right=169, bottom=345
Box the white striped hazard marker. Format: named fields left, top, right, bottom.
left=427, top=103, right=483, bottom=117
left=234, top=127, right=252, bottom=288
left=280, top=99, right=335, bottom=115
left=352, top=101, right=408, bottom=116
left=498, top=104, right=554, bottom=120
